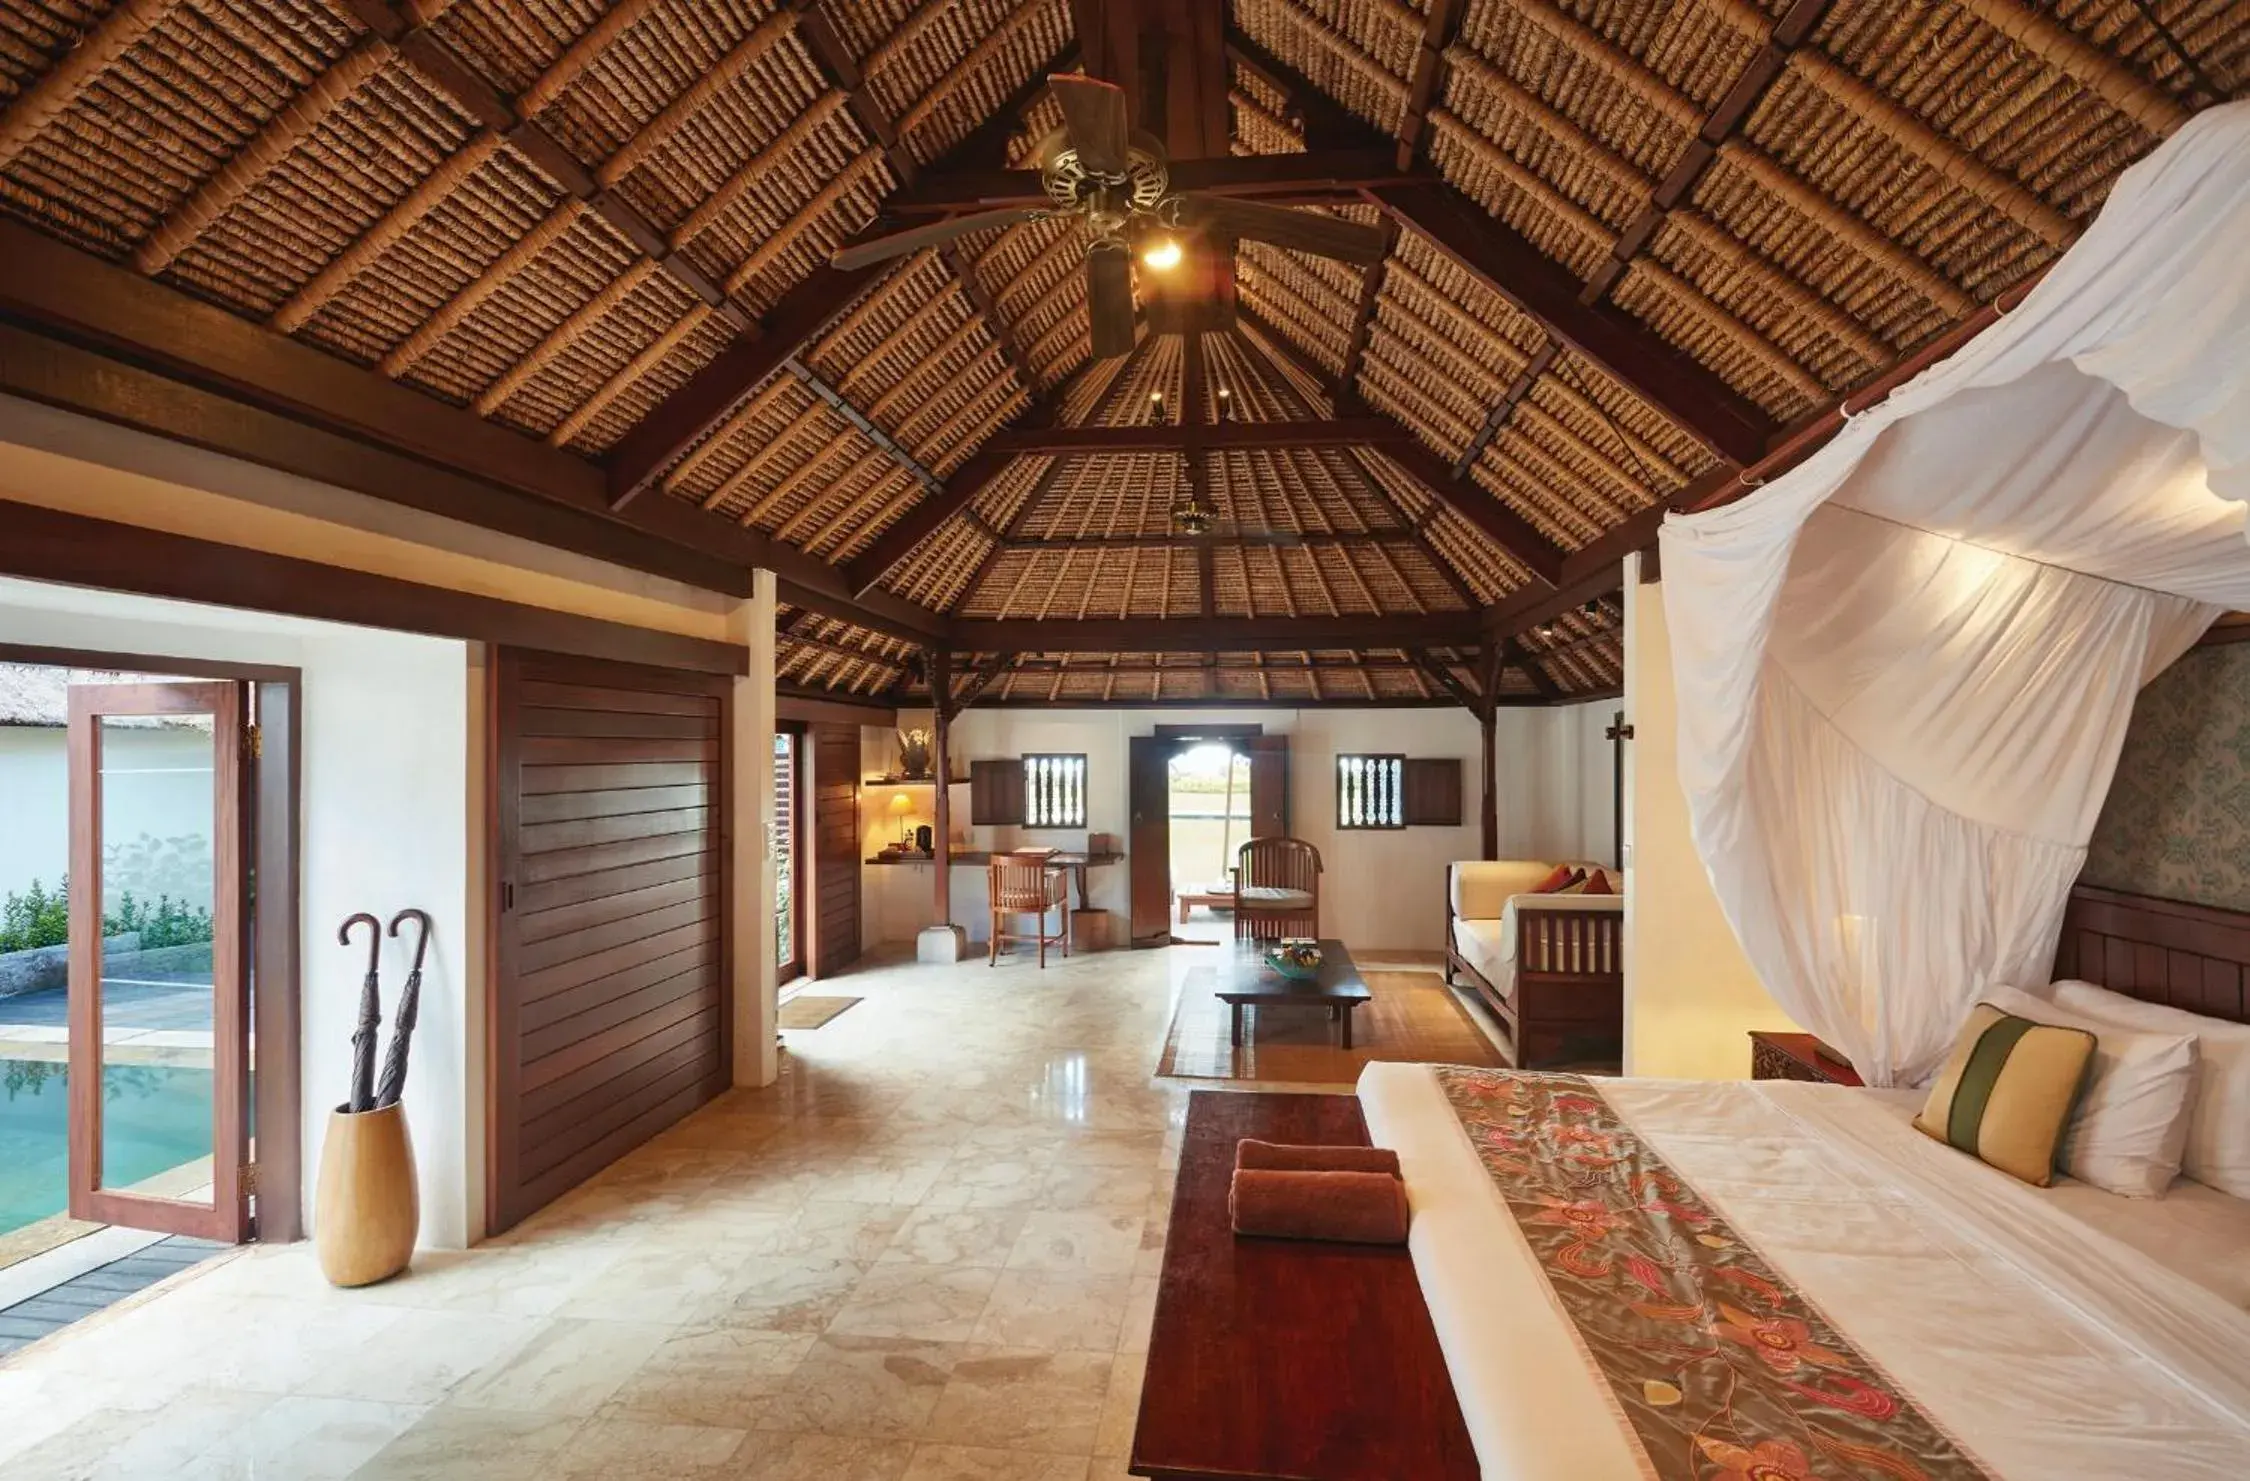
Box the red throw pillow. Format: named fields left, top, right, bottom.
left=1530, top=863, right=1576, bottom=894
left=1581, top=869, right=1614, bottom=896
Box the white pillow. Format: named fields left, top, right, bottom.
left=1982, top=984, right=2197, bottom=1198
left=2048, top=980, right=2250, bottom=1199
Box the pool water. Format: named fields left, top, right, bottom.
left=0, top=1058, right=213, bottom=1234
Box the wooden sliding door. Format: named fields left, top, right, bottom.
left=489, top=650, right=730, bottom=1233
left=807, top=721, right=861, bottom=978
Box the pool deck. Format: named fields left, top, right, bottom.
left=0, top=980, right=214, bottom=1066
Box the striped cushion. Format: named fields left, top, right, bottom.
left=1913, top=1004, right=2097, bottom=1186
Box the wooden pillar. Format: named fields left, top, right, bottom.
left=1477, top=641, right=1504, bottom=861
left=930, top=646, right=953, bottom=928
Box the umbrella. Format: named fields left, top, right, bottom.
left=375, top=909, right=431, bottom=1110
left=338, top=913, right=382, bottom=1114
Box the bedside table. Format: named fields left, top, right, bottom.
left=1749, top=1031, right=1864, bottom=1086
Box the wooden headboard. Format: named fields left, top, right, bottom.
left=2054, top=885, right=2250, bottom=1025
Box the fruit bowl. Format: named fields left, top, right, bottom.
left=1263, top=939, right=1323, bottom=980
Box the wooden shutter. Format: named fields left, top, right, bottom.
left=1402, top=758, right=1463, bottom=826
left=971, top=758, right=1024, bottom=825
left=1247, top=734, right=1288, bottom=840
left=1128, top=736, right=1172, bottom=943
left=808, top=722, right=862, bottom=978
left=491, top=650, right=729, bottom=1234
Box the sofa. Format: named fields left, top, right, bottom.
left=1444, top=860, right=1624, bottom=1068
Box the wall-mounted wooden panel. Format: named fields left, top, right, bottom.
left=1403, top=758, right=1463, bottom=827
left=809, top=722, right=862, bottom=978
left=490, top=649, right=731, bottom=1234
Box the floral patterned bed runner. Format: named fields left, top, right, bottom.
left=1433, top=1067, right=1990, bottom=1481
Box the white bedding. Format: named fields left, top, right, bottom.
left=1359, top=1063, right=2250, bottom=1479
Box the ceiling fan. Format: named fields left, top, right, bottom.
left=830, top=75, right=1389, bottom=358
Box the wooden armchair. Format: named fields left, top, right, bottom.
left=989, top=852, right=1070, bottom=967
left=1234, top=837, right=1321, bottom=941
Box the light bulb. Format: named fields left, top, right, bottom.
left=1140, top=237, right=1182, bottom=271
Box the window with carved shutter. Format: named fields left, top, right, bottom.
left=1335, top=754, right=1406, bottom=829
left=1022, top=753, right=1088, bottom=828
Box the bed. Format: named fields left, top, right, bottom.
left=1361, top=885, right=2250, bottom=1479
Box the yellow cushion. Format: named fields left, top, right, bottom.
left=1913, top=1004, right=2096, bottom=1187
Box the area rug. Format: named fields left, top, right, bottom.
left=778, top=995, right=861, bottom=1030
left=1155, top=969, right=1507, bottom=1087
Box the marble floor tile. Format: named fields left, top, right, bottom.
left=349, top=1403, right=584, bottom=1481
left=449, top=1316, right=672, bottom=1413
left=550, top=1416, right=747, bottom=1479
left=1005, top=1211, right=1145, bottom=1277
left=746, top=1333, right=959, bottom=1439
left=173, top=1395, right=429, bottom=1480
left=877, top=1207, right=1029, bottom=1269
left=720, top=1431, right=914, bottom=1480
left=827, top=1263, right=999, bottom=1343
left=923, top=1345, right=1114, bottom=1455
left=970, top=1270, right=1130, bottom=1351
left=700, top=1254, right=867, bottom=1333
left=899, top=1444, right=1092, bottom=1481
left=601, top=1326, right=816, bottom=1429
left=1094, top=1354, right=1145, bottom=1458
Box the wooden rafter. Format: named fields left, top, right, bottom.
left=949, top=614, right=1481, bottom=652
left=994, top=418, right=1416, bottom=453
left=891, top=150, right=1403, bottom=211
left=1394, top=0, right=1468, bottom=171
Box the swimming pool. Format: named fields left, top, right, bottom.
left=0, top=1059, right=213, bottom=1235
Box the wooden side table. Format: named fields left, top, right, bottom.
left=1749, top=1031, right=1864, bottom=1086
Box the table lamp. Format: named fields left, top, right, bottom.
left=890, top=790, right=914, bottom=847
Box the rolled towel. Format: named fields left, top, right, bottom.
left=1230, top=1168, right=1410, bottom=1245
left=1235, top=1138, right=1401, bottom=1178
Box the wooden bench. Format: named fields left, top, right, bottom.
left=1131, top=1090, right=1478, bottom=1480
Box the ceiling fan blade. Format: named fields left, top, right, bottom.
left=1049, top=74, right=1130, bottom=176
left=1086, top=243, right=1135, bottom=359
left=1182, top=195, right=1389, bottom=265
left=830, top=208, right=1040, bottom=271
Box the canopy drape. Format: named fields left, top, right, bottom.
left=1657, top=101, right=2250, bottom=1087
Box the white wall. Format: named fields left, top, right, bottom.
left=0, top=725, right=220, bottom=900
left=1622, top=558, right=1796, bottom=1078
left=857, top=703, right=1613, bottom=954
left=0, top=579, right=482, bottom=1249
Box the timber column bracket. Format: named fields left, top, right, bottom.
left=918, top=646, right=969, bottom=964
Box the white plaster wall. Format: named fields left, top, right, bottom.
left=0, top=726, right=220, bottom=899
left=1621, top=558, right=1796, bottom=1078
left=855, top=704, right=1608, bottom=953
left=0, top=578, right=482, bottom=1249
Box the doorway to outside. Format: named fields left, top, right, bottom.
left=1167, top=743, right=1250, bottom=942
left=0, top=658, right=277, bottom=1323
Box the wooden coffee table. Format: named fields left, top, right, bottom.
left=1175, top=886, right=1235, bottom=923
left=1212, top=938, right=1370, bottom=1049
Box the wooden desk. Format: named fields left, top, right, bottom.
left=863, top=849, right=1122, bottom=911
left=1132, top=1091, right=1477, bottom=1481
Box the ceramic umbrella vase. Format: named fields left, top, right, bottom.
left=314, top=1101, right=418, bottom=1287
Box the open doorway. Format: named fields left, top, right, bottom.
left=1167, top=743, right=1251, bottom=942
left=1, top=660, right=262, bottom=1314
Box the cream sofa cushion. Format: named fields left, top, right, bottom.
left=1449, top=861, right=1559, bottom=920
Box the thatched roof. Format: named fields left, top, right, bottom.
left=1, top=0, right=2239, bottom=707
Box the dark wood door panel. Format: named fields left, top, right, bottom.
left=491, top=647, right=731, bottom=1234
left=809, top=721, right=861, bottom=977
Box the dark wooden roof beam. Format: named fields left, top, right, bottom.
left=949, top=614, right=1482, bottom=652
left=783, top=355, right=941, bottom=496
left=1394, top=0, right=1467, bottom=171
left=995, top=417, right=1412, bottom=453
left=1455, top=341, right=1560, bottom=477
left=891, top=150, right=1399, bottom=212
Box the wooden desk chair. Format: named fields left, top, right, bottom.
left=1234, top=837, right=1321, bottom=941
left=989, top=851, right=1070, bottom=967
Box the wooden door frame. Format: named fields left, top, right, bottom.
left=2, top=642, right=302, bottom=1244
left=1131, top=729, right=1282, bottom=944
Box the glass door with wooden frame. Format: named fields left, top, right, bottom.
left=65, top=680, right=252, bottom=1241
left=774, top=728, right=803, bottom=987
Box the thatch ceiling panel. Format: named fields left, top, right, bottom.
left=0, top=0, right=361, bottom=260
left=296, top=148, right=568, bottom=381
left=882, top=519, right=991, bottom=610
left=889, top=0, right=1072, bottom=164
left=1234, top=0, right=1409, bottom=134
left=1015, top=452, right=1182, bottom=538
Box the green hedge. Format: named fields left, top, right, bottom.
left=0, top=877, right=214, bottom=955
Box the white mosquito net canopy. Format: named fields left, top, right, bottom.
left=1657, top=100, right=2250, bottom=1088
